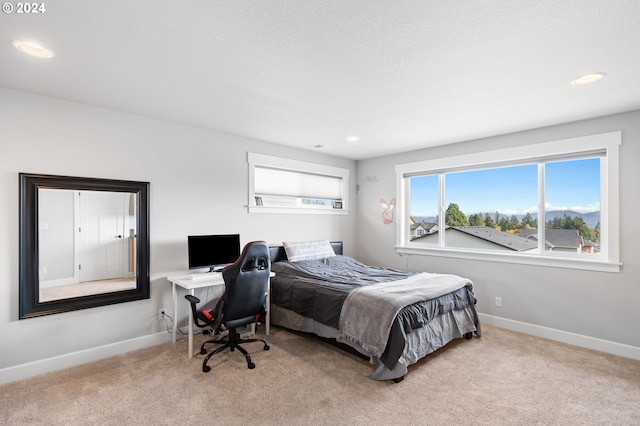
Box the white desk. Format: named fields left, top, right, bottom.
left=166, top=272, right=272, bottom=358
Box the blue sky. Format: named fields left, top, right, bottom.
left=410, top=158, right=601, bottom=217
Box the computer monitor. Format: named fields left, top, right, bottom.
left=187, top=234, right=240, bottom=272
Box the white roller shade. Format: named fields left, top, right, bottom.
left=255, top=166, right=342, bottom=200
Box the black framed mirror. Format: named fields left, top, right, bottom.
left=19, top=173, right=150, bottom=319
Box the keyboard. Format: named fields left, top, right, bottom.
left=189, top=272, right=221, bottom=281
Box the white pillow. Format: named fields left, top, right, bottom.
left=283, top=240, right=336, bottom=262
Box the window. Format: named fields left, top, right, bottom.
left=248, top=152, right=349, bottom=215
left=395, top=132, right=621, bottom=272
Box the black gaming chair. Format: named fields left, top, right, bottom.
left=185, top=241, right=270, bottom=372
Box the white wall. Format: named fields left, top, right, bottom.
left=39, top=188, right=75, bottom=281
left=356, top=110, right=640, bottom=354
left=0, top=88, right=357, bottom=382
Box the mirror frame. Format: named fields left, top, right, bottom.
left=19, top=173, right=150, bottom=319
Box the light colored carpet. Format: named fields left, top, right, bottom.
left=1, top=325, right=639, bottom=425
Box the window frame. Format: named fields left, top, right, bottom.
left=395, top=132, right=621, bottom=272
left=248, top=152, right=350, bottom=215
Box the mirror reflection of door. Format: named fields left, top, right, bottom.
left=79, top=191, right=127, bottom=282
left=38, top=189, right=137, bottom=302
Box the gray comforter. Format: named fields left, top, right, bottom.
left=338, top=273, right=474, bottom=359
left=271, top=256, right=478, bottom=369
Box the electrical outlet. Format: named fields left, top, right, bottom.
left=159, top=308, right=166, bottom=320
left=495, top=296, right=502, bottom=307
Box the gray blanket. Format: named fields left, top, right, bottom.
left=337, top=272, right=474, bottom=358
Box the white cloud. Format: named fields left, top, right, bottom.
left=569, top=202, right=600, bottom=214
left=543, top=201, right=600, bottom=214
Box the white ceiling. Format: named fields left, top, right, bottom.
left=2, top=1, right=639, bottom=160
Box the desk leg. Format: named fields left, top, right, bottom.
left=266, top=278, right=270, bottom=336
left=188, top=289, right=195, bottom=358
left=172, top=282, right=177, bottom=343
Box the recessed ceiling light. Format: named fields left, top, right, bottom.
left=345, top=136, right=360, bottom=142
left=571, top=72, right=606, bottom=86
left=12, top=40, right=55, bottom=58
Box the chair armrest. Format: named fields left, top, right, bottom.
left=185, top=294, right=201, bottom=304
left=184, top=294, right=210, bottom=329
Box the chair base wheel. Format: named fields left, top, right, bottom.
left=464, top=332, right=473, bottom=340
left=248, top=362, right=255, bottom=369
left=264, top=344, right=270, bottom=350
left=203, top=365, right=211, bottom=373
left=200, top=348, right=207, bottom=355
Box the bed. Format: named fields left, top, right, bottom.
left=268, top=241, right=480, bottom=381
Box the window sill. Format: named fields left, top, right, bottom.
left=248, top=206, right=350, bottom=215
left=395, top=245, right=621, bottom=273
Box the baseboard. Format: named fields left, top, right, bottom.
left=4, top=317, right=638, bottom=385
left=0, top=332, right=173, bottom=385
left=479, top=313, right=640, bottom=361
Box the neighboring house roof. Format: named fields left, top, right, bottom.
left=412, top=226, right=537, bottom=251
left=410, top=222, right=438, bottom=232
left=452, top=226, right=538, bottom=251
left=423, top=222, right=438, bottom=231
left=520, top=228, right=583, bottom=249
